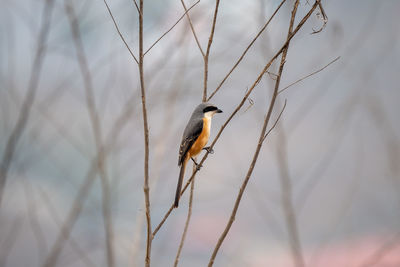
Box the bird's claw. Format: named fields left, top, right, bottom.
left=191, top=157, right=202, bottom=171
left=195, top=164, right=202, bottom=171
left=203, top=146, right=214, bottom=154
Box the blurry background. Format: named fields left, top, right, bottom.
left=0, top=0, right=399, bottom=266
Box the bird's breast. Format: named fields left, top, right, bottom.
left=189, top=117, right=211, bottom=157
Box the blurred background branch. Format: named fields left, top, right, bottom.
left=0, top=0, right=55, bottom=208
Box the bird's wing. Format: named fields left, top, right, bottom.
left=178, top=119, right=203, bottom=166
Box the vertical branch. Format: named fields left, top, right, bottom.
left=64, top=2, right=114, bottom=267
left=174, top=176, right=195, bottom=267
left=138, top=0, right=152, bottom=266
left=0, top=0, right=55, bottom=208
left=203, top=0, right=221, bottom=102
left=208, top=1, right=301, bottom=265
left=275, top=2, right=305, bottom=266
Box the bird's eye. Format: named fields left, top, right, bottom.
left=203, top=106, right=217, bottom=113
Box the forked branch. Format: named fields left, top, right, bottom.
left=104, top=0, right=139, bottom=64
left=144, top=0, right=200, bottom=55
left=207, top=0, right=287, bottom=101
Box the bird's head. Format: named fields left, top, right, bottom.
left=198, top=103, right=223, bottom=118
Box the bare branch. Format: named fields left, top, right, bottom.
left=207, top=0, right=287, bottom=101
left=103, top=0, right=139, bottom=64
left=144, top=0, right=200, bottom=56
left=203, top=0, right=221, bottom=101
left=174, top=176, right=195, bottom=267
left=262, top=99, right=287, bottom=142
left=180, top=0, right=205, bottom=57
left=278, top=56, right=340, bottom=95
left=152, top=205, right=174, bottom=237
left=132, top=0, right=140, bottom=14
left=311, top=2, right=328, bottom=34
left=138, top=1, right=152, bottom=266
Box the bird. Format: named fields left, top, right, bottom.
left=174, top=102, right=223, bottom=208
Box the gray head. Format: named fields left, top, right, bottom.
left=192, top=102, right=223, bottom=118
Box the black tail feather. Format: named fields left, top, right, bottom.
left=174, top=159, right=187, bottom=208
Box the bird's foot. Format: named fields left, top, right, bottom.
left=203, top=146, right=214, bottom=154
left=191, top=157, right=202, bottom=171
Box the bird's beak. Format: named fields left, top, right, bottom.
left=217, top=109, right=223, bottom=113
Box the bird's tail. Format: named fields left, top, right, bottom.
left=174, top=158, right=187, bottom=208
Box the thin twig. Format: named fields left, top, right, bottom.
left=0, top=0, right=55, bottom=208
left=278, top=56, right=340, bottom=94
left=203, top=0, right=221, bottom=101
left=144, top=0, right=200, bottom=56
left=318, top=2, right=327, bottom=21
left=287, top=3, right=381, bottom=134
left=104, top=0, right=139, bottom=64
left=207, top=0, right=287, bottom=101
left=311, top=2, right=328, bottom=34
left=132, top=0, right=140, bottom=14
left=262, top=99, right=287, bottom=142
left=180, top=0, right=204, bottom=57
left=152, top=0, right=322, bottom=239
left=174, top=176, right=195, bottom=267
left=138, top=1, right=152, bottom=266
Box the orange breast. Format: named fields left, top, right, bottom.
left=189, top=117, right=210, bottom=157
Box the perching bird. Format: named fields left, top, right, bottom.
left=174, top=103, right=223, bottom=208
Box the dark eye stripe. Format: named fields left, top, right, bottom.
left=203, top=106, right=217, bottom=113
